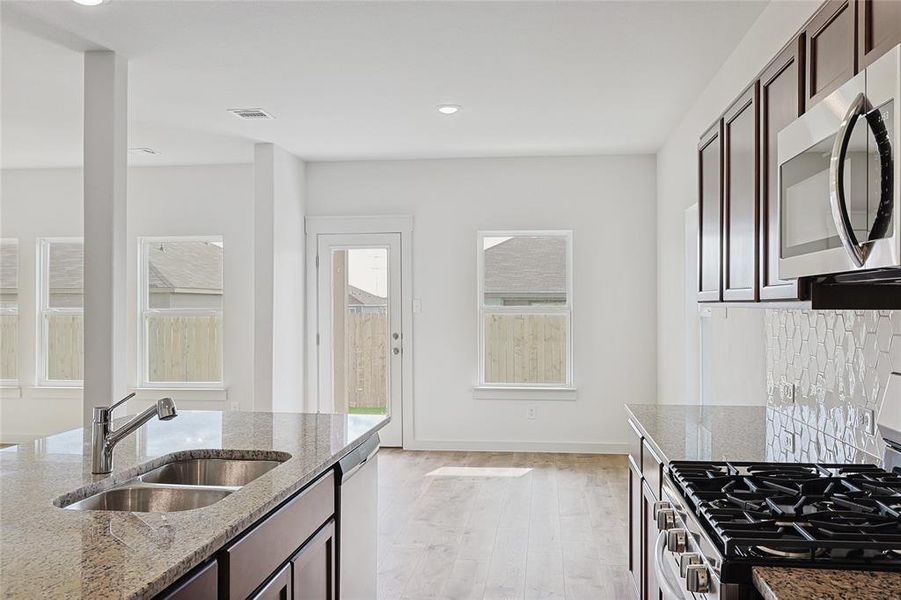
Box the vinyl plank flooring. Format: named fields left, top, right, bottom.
left=377, top=449, right=630, bottom=600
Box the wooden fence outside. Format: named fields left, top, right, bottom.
left=345, top=312, right=388, bottom=410
left=0, top=314, right=221, bottom=383
left=483, top=313, right=567, bottom=384
left=146, top=315, right=222, bottom=383
left=0, top=315, right=17, bottom=380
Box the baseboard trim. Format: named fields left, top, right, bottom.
left=403, top=439, right=628, bottom=454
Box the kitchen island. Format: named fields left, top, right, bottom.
left=0, top=410, right=387, bottom=599
left=626, top=403, right=901, bottom=600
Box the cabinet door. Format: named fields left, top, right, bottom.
left=628, top=457, right=642, bottom=600
left=251, top=563, right=291, bottom=600
left=641, top=482, right=661, bottom=600
left=698, top=120, right=723, bottom=302
left=759, top=39, right=804, bottom=300
left=805, top=0, right=857, bottom=106
left=858, top=0, right=901, bottom=68
left=723, top=83, right=760, bottom=302
left=292, top=521, right=336, bottom=600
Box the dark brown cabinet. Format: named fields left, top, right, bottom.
left=722, top=83, right=760, bottom=301
left=158, top=560, right=217, bottom=600
left=759, top=39, right=805, bottom=300
left=292, top=521, right=336, bottom=600
left=858, top=0, right=901, bottom=68
left=251, top=563, right=292, bottom=600
left=628, top=456, right=643, bottom=599
left=805, top=0, right=857, bottom=106
left=698, top=120, right=724, bottom=302
left=642, top=481, right=661, bottom=600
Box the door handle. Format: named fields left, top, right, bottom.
left=829, top=92, right=894, bottom=268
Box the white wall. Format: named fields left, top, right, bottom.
left=0, top=164, right=255, bottom=440
left=307, top=155, right=657, bottom=452
left=656, top=1, right=821, bottom=406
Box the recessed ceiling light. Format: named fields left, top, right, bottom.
left=437, top=104, right=461, bottom=115
left=72, top=0, right=106, bottom=6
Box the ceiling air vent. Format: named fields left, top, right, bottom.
left=227, top=108, right=275, bottom=120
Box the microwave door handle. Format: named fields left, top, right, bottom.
left=829, top=92, right=869, bottom=267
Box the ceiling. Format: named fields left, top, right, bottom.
left=1, top=0, right=768, bottom=168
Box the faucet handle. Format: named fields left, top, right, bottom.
left=93, top=392, right=136, bottom=422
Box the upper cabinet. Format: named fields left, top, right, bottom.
left=805, top=0, right=857, bottom=106
left=722, top=83, right=760, bottom=302
left=858, top=0, right=901, bottom=68
left=759, top=39, right=804, bottom=300
left=698, top=121, right=723, bottom=302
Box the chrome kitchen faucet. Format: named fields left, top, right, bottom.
left=91, top=392, right=177, bottom=474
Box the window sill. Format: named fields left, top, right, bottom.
left=0, top=386, right=22, bottom=399
left=472, top=386, right=578, bottom=401
left=28, top=386, right=83, bottom=398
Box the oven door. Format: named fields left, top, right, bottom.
left=778, top=45, right=900, bottom=279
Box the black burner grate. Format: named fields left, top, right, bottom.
left=669, top=461, right=901, bottom=571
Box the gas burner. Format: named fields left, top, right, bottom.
left=669, top=460, right=901, bottom=569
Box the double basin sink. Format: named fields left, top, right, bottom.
left=62, top=457, right=285, bottom=513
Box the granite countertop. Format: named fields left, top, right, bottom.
left=625, top=403, right=770, bottom=463
left=0, top=410, right=388, bottom=599
left=752, top=566, right=901, bottom=600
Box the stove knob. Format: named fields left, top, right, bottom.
left=656, top=509, right=676, bottom=530
left=653, top=501, right=672, bottom=518
left=685, top=564, right=710, bottom=593
left=679, top=553, right=701, bottom=578
left=666, top=528, right=687, bottom=553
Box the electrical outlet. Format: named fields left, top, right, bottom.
left=526, top=407, right=537, bottom=420
left=783, top=432, right=795, bottom=454
left=230, top=401, right=239, bottom=411
left=861, top=409, right=876, bottom=435
left=788, top=383, right=796, bottom=403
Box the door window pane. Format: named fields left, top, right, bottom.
left=332, top=248, right=389, bottom=415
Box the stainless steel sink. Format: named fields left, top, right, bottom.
left=61, top=455, right=288, bottom=512
left=139, top=458, right=282, bottom=487
left=64, top=485, right=232, bottom=512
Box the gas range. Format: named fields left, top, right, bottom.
left=658, top=461, right=901, bottom=598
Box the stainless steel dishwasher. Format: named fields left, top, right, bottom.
left=336, top=433, right=380, bottom=600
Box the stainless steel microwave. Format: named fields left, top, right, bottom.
left=778, top=45, right=901, bottom=279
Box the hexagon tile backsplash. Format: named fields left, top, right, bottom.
left=765, top=310, right=900, bottom=464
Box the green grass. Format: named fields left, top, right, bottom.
left=348, top=406, right=387, bottom=415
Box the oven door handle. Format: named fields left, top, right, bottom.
left=829, top=91, right=894, bottom=268
left=653, top=531, right=685, bottom=600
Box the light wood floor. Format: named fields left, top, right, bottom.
left=377, top=449, right=631, bottom=600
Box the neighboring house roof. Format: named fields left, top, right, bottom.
left=0, top=241, right=223, bottom=293
left=146, top=241, right=222, bottom=291
left=484, top=236, right=566, bottom=297
left=347, top=285, right=386, bottom=306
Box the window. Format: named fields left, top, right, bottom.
left=139, top=237, right=223, bottom=387
left=38, top=238, right=84, bottom=385
left=1, top=239, right=18, bottom=385
left=477, top=231, right=573, bottom=388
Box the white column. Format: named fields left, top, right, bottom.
left=82, top=51, right=128, bottom=428
left=253, top=143, right=306, bottom=412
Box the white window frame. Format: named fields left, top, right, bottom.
left=36, top=237, right=83, bottom=387
left=138, top=235, right=224, bottom=389
left=0, top=238, right=19, bottom=387
left=476, top=229, right=574, bottom=390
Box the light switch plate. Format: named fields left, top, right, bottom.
left=526, top=407, right=537, bottom=420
